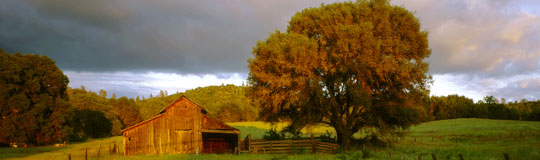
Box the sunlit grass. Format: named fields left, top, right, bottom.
left=228, top=121, right=336, bottom=139
left=2, top=118, right=540, bottom=159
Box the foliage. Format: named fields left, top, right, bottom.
left=110, top=97, right=143, bottom=128
left=136, top=84, right=258, bottom=122
left=69, top=109, right=112, bottom=141
left=526, top=107, right=540, bottom=121
left=429, top=95, right=522, bottom=121
left=248, top=0, right=430, bottom=148
left=68, top=88, right=123, bottom=136
left=262, top=128, right=285, bottom=140
left=0, top=49, right=71, bottom=145
left=430, top=95, right=475, bottom=120
left=318, top=130, right=335, bottom=143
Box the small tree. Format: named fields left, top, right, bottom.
left=248, top=0, right=430, bottom=148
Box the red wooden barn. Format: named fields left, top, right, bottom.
left=121, top=96, right=240, bottom=155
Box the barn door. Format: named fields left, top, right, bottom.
left=176, top=129, right=194, bottom=153
left=202, top=132, right=237, bottom=154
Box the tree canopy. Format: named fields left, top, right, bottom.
left=0, top=49, right=71, bottom=145
left=248, top=0, right=431, bottom=148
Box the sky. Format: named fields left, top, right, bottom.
left=1, top=0, right=539, bottom=102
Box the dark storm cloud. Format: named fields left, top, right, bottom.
left=0, top=0, right=340, bottom=74
left=3, top=0, right=540, bottom=101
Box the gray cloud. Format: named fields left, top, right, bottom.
left=488, top=77, right=540, bottom=101
left=3, top=0, right=540, bottom=101
left=0, top=0, right=341, bottom=74
left=394, top=0, right=540, bottom=77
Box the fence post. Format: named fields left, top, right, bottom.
left=431, top=153, right=437, bottom=160
left=290, top=139, right=294, bottom=154
left=311, top=135, right=315, bottom=153
left=504, top=153, right=509, bottom=160
left=234, top=147, right=238, bottom=155
left=97, top=145, right=101, bottom=159
left=113, top=141, right=117, bottom=154
left=270, top=141, right=273, bottom=154
left=247, top=134, right=251, bottom=153
left=68, top=153, right=71, bottom=160
left=404, top=153, right=407, bottom=160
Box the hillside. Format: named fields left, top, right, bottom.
left=2, top=118, right=540, bottom=160
left=137, top=84, right=258, bottom=122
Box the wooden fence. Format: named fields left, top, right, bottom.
left=67, top=141, right=119, bottom=160
left=240, top=134, right=339, bottom=154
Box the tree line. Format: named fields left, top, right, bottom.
left=0, top=49, right=258, bottom=146
left=426, top=95, right=540, bottom=122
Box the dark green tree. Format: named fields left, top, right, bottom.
left=248, top=1, right=430, bottom=148
left=0, top=49, right=71, bottom=145
left=69, top=109, right=112, bottom=140
left=68, top=88, right=123, bottom=135
left=430, top=95, right=474, bottom=120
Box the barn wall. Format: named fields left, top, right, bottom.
left=123, top=98, right=203, bottom=155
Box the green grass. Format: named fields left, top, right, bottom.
left=2, top=118, right=540, bottom=160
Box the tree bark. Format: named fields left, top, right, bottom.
left=335, top=127, right=353, bottom=150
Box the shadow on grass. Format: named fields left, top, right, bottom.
left=0, top=146, right=66, bottom=159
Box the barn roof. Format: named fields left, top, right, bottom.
left=159, top=95, right=206, bottom=114
left=121, top=113, right=166, bottom=133
left=121, top=95, right=220, bottom=133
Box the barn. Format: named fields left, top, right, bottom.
left=121, top=96, right=241, bottom=155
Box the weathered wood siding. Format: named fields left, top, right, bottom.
left=123, top=97, right=203, bottom=155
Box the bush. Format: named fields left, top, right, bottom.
left=318, top=130, right=335, bottom=142
left=263, top=128, right=285, bottom=140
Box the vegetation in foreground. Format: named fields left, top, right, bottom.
left=2, top=118, right=539, bottom=160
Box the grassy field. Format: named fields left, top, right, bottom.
left=2, top=118, right=540, bottom=160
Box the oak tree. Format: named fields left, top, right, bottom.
left=0, top=49, right=71, bottom=145
left=248, top=0, right=431, bottom=148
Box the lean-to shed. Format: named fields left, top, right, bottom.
left=121, top=96, right=240, bottom=155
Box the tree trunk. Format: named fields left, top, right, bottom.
left=336, top=128, right=353, bottom=150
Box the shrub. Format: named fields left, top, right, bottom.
left=263, top=128, right=285, bottom=140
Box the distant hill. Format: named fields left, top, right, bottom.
left=137, top=84, right=259, bottom=122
